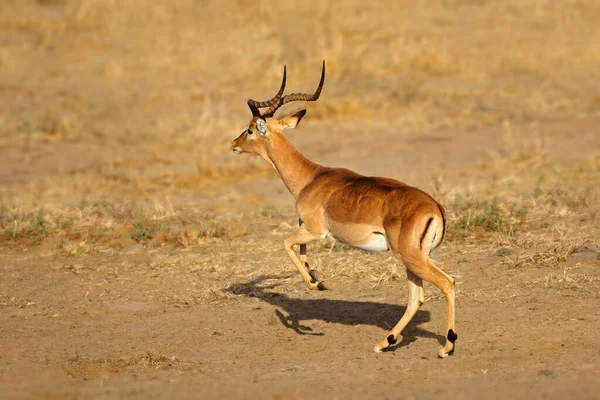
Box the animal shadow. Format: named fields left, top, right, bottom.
left=224, top=275, right=445, bottom=351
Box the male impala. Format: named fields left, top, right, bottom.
left=231, top=62, right=457, bottom=357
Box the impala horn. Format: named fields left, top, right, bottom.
left=247, top=66, right=287, bottom=117
left=247, top=61, right=325, bottom=118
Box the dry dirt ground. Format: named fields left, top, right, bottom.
left=1, top=1, right=600, bottom=399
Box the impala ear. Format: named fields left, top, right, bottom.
left=279, top=110, right=307, bottom=130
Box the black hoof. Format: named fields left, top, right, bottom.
left=387, top=334, right=397, bottom=345
left=447, top=329, right=458, bottom=343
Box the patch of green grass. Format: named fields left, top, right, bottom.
left=453, top=210, right=474, bottom=230
left=198, top=222, right=228, bottom=238
left=95, top=199, right=126, bottom=219
left=57, top=217, right=74, bottom=229
left=453, top=199, right=505, bottom=231
left=6, top=210, right=49, bottom=241
left=496, top=248, right=512, bottom=257
left=474, top=199, right=504, bottom=230
left=132, top=217, right=170, bottom=241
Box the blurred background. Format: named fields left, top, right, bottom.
left=1, top=1, right=600, bottom=398
left=2, top=0, right=599, bottom=196
left=1, top=0, right=599, bottom=250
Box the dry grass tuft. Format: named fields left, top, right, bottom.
left=529, top=268, right=600, bottom=291
left=64, top=351, right=195, bottom=380
left=1, top=209, right=48, bottom=242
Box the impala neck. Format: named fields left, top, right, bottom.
left=263, top=133, right=322, bottom=199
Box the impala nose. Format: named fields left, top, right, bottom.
left=231, top=142, right=242, bottom=154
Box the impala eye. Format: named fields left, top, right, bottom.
left=256, top=119, right=267, bottom=134
left=247, top=127, right=253, bottom=135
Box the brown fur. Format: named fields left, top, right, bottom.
left=231, top=79, right=456, bottom=357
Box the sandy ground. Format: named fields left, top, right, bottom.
left=1, top=1, right=599, bottom=399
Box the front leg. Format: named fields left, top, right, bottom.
left=298, top=219, right=322, bottom=283
left=284, top=227, right=330, bottom=291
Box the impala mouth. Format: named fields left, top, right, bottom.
left=232, top=146, right=242, bottom=154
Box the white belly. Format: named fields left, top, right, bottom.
left=324, top=219, right=389, bottom=253
left=352, top=233, right=389, bottom=252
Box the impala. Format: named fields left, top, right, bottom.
left=230, top=62, right=457, bottom=357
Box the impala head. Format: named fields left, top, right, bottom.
left=231, top=61, right=325, bottom=157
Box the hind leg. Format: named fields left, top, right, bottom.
left=404, top=253, right=456, bottom=357
left=377, top=220, right=456, bottom=357
left=373, top=269, right=423, bottom=352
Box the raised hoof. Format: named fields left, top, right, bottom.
left=307, top=279, right=330, bottom=290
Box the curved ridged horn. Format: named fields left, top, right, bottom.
left=262, top=60, right=325, bottom=118
left=247, top=66, right=287, bottom=116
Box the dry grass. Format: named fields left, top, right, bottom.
left=528, top=266, right=600, bottom=291
left=1, top=0, right=599, bottom=197
left=0, top=197, right=254, bottom=255
left=64, top=351, right=199, bottom=380
left=1, top=156, right=597, bottom=289
left=0, top=0, right=599, bottom=299
left=2, top=1, right=600, bottom=143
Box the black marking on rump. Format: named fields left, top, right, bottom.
left=387, top=334, right=397, bottom=345
left=419, top=218, right=434, bottom=250
left=447, top=329, right=458, bottom=343
left=298, top=218, right=304, bottom=227
left=437, top=203, right=447, bottom=247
